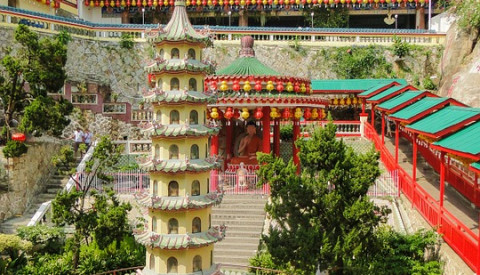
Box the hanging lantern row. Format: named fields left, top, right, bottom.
left=84, top=0, right=429, bottom=9
left=330, top=96, right=363, bottom=106
left=209, top=107, right=326, bottom=121
left=209, top=80, right=311, bottom=94
left=39, top=0, right=61, bottom=9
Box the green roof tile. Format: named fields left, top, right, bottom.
left=367, top=84, right=415, bottom=102
left=134, top=226, right=226, bottom=249
left=432, top=121, right=480, bottom=156
left=376, top=91, right=426, bottom=111
left=136, top=191, right=223, bottom=210
left=312, top=79, right=407, bottom=92
left=145, top=59, right=214, bottom=74
left=144, top=90, right=216, bottom=104
left=471, top=162, right=480, bottom=172
left=137, top=157, right=220, bottom=173
left=389, top=97, right=449, bottom=121
left=406, top=106, right=480, bottom=135
left=215, top=57, right=280, bottom=76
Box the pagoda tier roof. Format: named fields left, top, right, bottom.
left=366, top=84, right=417, bottom=103
left=212, top=92, right=328, bottom=107
left=389, top=97, right=451, bottom=123
left=145, top=0, right=211, bottom=46
left=405, top=106, right=480, bottom=138
left=138, top=123, right=220, bottom=138
left=215, top=57, right=281, bottom=76
left=430, top=121, right=480, bottom=160
left=314, top=79, right=406, bottom=94
left=145, top=58, right=214, bottom=74
left=136, top=191, right=223, bottom=211
left=357, top=80, right=406, bottom=97
left=470, top=162, right=480, bottom=174
left=134, top=226, right=225, bottom=249
left=137, top=156, right=220, bottom=173
left=143, top=89, right=216, bottom=104
left=376, top=91, right=433, bottom=113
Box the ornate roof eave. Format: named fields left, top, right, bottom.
left=138, top=122, right=220, bottom=137
left=134, top=225, right=226, bottom=250
left=205, top=74, right=310, bottom=84
left=136, top=156, right=221, bottom=173
left=135, top=191, right=224, bottom=211
left=145, top=58, right=215, bottom=74
left=142, top=89, right=216, bottom=104
left=210, top=93, right=329, bottom=108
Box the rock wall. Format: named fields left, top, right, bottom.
left=438, top=22, right=480, bottom=107
left=0, top=138, right=65, bottom=222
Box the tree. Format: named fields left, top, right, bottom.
left=305, top=6, right=349, bottom=28
left=0, top=25, right=73, bottom=141
left=0, top=234, right=33, bottom=274
left=257, top=120, right=390, bottom=274
left=51, top=136, right=130, bottom=270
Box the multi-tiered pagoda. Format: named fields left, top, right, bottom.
left=135, top=1, right=225, bottom=274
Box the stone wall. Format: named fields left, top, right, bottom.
left=0, top=137, right=65, bottom=222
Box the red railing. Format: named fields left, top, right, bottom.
left=365, top=123, right=480, bottom=272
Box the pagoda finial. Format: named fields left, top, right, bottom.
left=239, top=36, right=255, bottom=57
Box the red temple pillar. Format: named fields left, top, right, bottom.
left=225, top=121, right=233, bottom=170
left=293, top=119, right=300, bottom=172
left=439, top=151, right=446, bottom=208
left=412, top=133, right=418, bottom=181
left=273, top=118, right=280, bottom=157
left=395, top=121, right=400, bottom=163
left=361, top=98, right=366, bottom=114
left=262, top=107, right=271, bottom=154
left=210, top=135, right=219, bottom=156
left=381, top=111, right=385, bottom=144
left=371, top=103, right=375, bottom=126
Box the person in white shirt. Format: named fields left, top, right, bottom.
left=83, top=129, right=93, bottom=150
left=72, top=127, right=84, bottom=158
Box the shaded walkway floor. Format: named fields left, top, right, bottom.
left=382, top=135, right=479, bottom=235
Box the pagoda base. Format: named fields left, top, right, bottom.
left=140, top=264, right=223, bottom=275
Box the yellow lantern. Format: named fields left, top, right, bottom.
left=311, top=108, right=319, bottom=120
left=340, top=0, right=345, bottom=3
left=240, top=0, right=245, bottom=4
left=386, top=0, right=390, bottom=2
left=270, top=107, right=279, bottom=119
left=229, top=0, right=234, bottom=5
left=363, top=0, right=368, bottom=3
left=111, top=0, right=115, bottom=6
left=273, top=0, right=278, bottom=4
left=42, top=0, right=46, bottom=3
left=321, top=109, right=326, bottom=119
left=340, top=98, right=345, bottom=105
left=220, top=80, right=228, bottom=91
left=307, top=0, right=311, bottom=3
left=219, top=0, right=223, bottom=5
left=333, top=98, right=339, bottom=105
left=266, top=81, right=274, bottom=91
left=329, top=0, right=333, bottom=3
left=300, top=83, right=306, bottom=93
left=263, top=0, right=267, bottom=4
left=100, top=0, right=105, bottom=6
left=121, top=0, right=126, bottom=6
left=142, top=0, right=146, bottom=5
left=243, top=81, right=251, bottom=92
left=352, top=0, right=356, bottom=3
left=346, top=97, right=352, bottom=105
left=241, top=108, right=250, bottom=120
left=353, top=97, right=358, bottom=105
left=208, top=0, right=213, bottom=5
left=286, top=82, right=293, bottom=92
left=296, top=0, right=300, bottom=4
left=153, top=0, right=158, bottom=6
left=211, top=108, right=219, bottom=119
left=130, top=0, right=134, bottom=5
left=294, top=108, right=303, bottom=119
left=90, top=0, right=95, bottom=7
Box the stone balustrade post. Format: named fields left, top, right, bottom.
left=360, top=114, right=368, bottom=138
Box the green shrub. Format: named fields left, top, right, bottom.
left=456, top=0, right=480, bottom=31
left=17, top=225, right=65, bottom=255
left=2, top=140, right=28, bottom=158
left=120, top=33, right=134, bottom=50
left=280, top=124, right=293, bottom=141
left=332, top=46, right=393, bottom=79
left=423, top=77, right=437, bottom=90
left=392, top=36, right=411, bottom=58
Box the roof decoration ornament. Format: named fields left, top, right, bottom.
left=239, top=35, right=255, bottom=57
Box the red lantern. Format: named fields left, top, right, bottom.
left=148, top=0, right=152, bottom=5
left=294, top=82, right=300, bottom=93
left=246, top=0, right=251, bottom=4
left=202, top=0, right=207, bottom=4
left=232, top=80, right=241, bottom=91
left=116, top=0, right=121, bottom=6
left=304, top=108, right=312, bottom=120
left=85, top=0, right=89, bottom=6
left=312, top=0, right=318, bottom=3
left=254, top=107, right=263, bottom=120
left=254, top=80, right=262, bottom=92
left=323, top=0, right=328, bottom=4
left=282, top=108, right=291, bottom=120
left=306, top=84, right=311, bottom=94
left=213, top=0, right=217, bottom=4
left=233, top=109, right=240, bottom=120
left=11, top=133, right=26, bottom=142
left=235, top=0, right=239, bottom=4
left=137, top=0, right=141, bottom=6
left=279, top=0, right=284, bottom=4
left=224, top=107, right=234, bottom=120
left=276, top=82, right=284, bottom=92
left=95, top=0, right=100, bottom=6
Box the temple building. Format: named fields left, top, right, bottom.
left=134, top=1, right=225, bottom=274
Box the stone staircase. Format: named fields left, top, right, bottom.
left=212, top=194, right=268, bottom=267
left=0, top=163, right=74, bottom=234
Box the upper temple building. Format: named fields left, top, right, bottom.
left=0, top=0, right=451, bottom=29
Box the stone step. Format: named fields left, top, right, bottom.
left=215, top=242, right=259, bottom=251
left=211, top=219, right=265, bottom=226
left=214, top=249, right=257, bottom=258
left=212, top=208, right=266, bottom=215
left=214, top=255, right=250, bottom=266
left=225, top=231, right=262, bottom=238
left=37, top=193, right=58, bottom=202
left=212, top=214, right=265, bottom=221
left=219, top=236, right=261, bottom=245
left=215, top=203, right=266, bottom=209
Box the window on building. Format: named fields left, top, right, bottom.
left=188, top=48, right=196, bottom=59
left=152, top=180, right=158, bottom=196
left=191, top=180, right=200, bottom=196
left=149, top=254, right=155, bottom=270
left=168, top=218, right=179, bottom=234
left=154, top=144, right=160, bottom=159
left=192, top=217, right=201, bottom=233
left=190, top=144, right=199, bottom=160
left=156, top=110, right=162, bottom=121
left=188, top=78, right=197, bottom=91
left=171, top=48, right=180, bottom=59
left=152, top=217, right=157, bottom=232
left=189, top=110, right=198, bottom=124
left=169, top=110, right=180, bottom=124
left=193, top=255, right=202, bottom=272
left=157, top=78, right=162, bottom=89
left=170, top=77, right=180, bottom=90
left=169, top=145, right=179, bottom=160
left=167, top=257, right=178, bottom=273
left=158, top=49, right=164, bottom=58
left=168, top=181, right=179, bottom=196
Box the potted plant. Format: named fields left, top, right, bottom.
left=111, top=93, right=119, bottom=103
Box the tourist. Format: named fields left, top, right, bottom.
left=71, top=127, right=84, bottom=158
left=83, top=129, right=93, bottom=150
